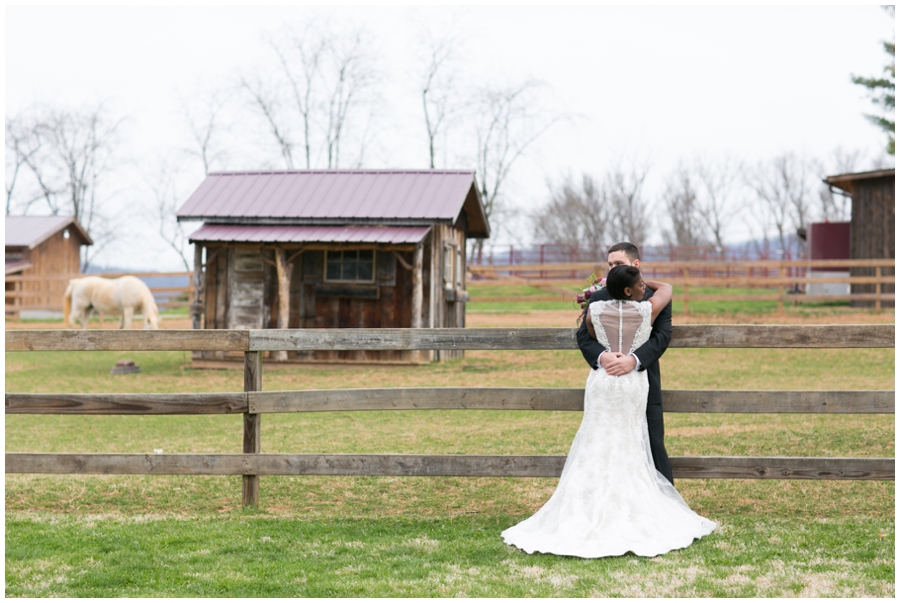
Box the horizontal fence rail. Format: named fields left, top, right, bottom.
left=6, top=326, right=895, bottom=508
left=6, top=389, right=894, bottom=415
left=5, top=325, right=895, bottom=352
left=6, top=453, right=893, bottom=481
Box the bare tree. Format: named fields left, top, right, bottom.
left=182, top=91, right=232, bottom=175
left=419, top=28, right=460, bottom=168
left=145, top=161, right=191, bottom=271
left=694, top=155, right=743, bottom=253
left=603, top=159, right=653, bottom=247
left=7, top=104, right=124, bottom=270
left=241, top=24, right=379, bottom=170
left=323, top=32, right=377, bottom=168
left=532, top=174, right=607, bottom=248
left=660, top=165, right=708, bottom=248
left=269, top=25, right=330, bottom=169
left=472, top=80, right=563, bottom=259
left=746, top=153, right=813, bottom=257
left=240, top=72, right=296, bottom=168
left=813, top=146, right=864, bottom=222
left=5, top=113, right=48, bottom=215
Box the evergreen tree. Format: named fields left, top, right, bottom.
left=852, top=6, right=895, bottom=155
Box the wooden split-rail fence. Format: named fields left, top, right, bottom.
left=5, top=325, right=895, bottom=508
left=470, top=259, right=896, bottom=312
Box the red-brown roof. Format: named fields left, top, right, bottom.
left=188, top=224, right=431, bottom=245
left=5, top=215, right=93, bottom=249
left=824, top=168, right=895, bottom=193
left=176, top=170, right=489, bottom=238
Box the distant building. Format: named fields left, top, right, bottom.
left=805, top=221, right=851, bottom=296
left=5, top=215, right=93, bottom=318
left=823, top=168, right=894, bottom=308
left=177, top=169, right=490, bottom=365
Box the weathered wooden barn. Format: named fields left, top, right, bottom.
left=5, top=215, right=93, bottom=318
left=177, top=170, right=490, bottom=365
left=824, top=168, right=894, bottom=308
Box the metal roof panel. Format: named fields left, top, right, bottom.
left=5, top=215, right=93, bottom=248
left=177, top=170, right=480, bottom=222
left=188, top=224, right=432, bottom=245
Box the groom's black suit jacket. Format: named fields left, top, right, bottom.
left=575, top=287, right=674, bottom=484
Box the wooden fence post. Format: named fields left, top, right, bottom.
left=412, top=243, right=423, bottom=329
left=191, top=246, right=203, bottom=330
left=243, top=351, right=262, bottom=507
left=875, top=266, right=882, bottom=311
left=777, top=265, right=785, bottom=313
left=683, top=267, right=690, bottom=316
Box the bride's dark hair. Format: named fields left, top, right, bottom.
left=605, top=265, right=642, bottom=300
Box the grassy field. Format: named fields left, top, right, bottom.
left=4, top=309, right=895, bottom=597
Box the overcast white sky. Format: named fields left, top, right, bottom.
left=5, top=3, right=894, bottom=270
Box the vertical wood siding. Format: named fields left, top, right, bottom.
left=850, top=176, right=895, bottom=307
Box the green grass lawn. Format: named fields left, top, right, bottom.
left=5, top=340, right=895, bottom=596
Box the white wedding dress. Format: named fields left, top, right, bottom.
left=502, top=299, right=716, bottom=558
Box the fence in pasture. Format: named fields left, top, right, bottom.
left=6, top=325, right=894, bottom=508
left=469, top=259, right=896, bottom=312
left=4, top=271, right=194, bottom=318
left=469, top=241, right=806, bottom=266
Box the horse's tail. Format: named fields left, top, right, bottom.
left=63, top=281, right=74, bottom=328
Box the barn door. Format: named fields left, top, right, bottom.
left=227, top=248, right=267, bottom=329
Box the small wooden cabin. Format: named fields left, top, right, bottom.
left=824, top=168, right=894, bottom=308
left=5, top=215, right=93, bottom=318
left=177, top=170, right=490, bottom=365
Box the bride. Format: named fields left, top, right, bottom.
left=502, top=265, right=716, bottom=558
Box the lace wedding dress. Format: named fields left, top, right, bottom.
left=502, top=300, right=716, bottom=558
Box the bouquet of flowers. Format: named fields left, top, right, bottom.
left=576, top=273, right=606, bottom=311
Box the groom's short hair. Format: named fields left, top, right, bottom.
left=607, top=242, right=641, bottom=262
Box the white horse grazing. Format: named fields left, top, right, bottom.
left=63, top=276, right=160, bottom=329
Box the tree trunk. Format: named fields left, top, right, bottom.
left=274, top=248, right=293, bottom=362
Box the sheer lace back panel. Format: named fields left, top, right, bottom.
left=589, top=300, right=653, bottom=354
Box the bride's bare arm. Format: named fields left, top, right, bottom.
left=585, top=307, right=596, bottom=339
left=644, top=280, right=673, bottom=322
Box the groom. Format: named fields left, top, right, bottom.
left=576, top=242, right=674, bottom=484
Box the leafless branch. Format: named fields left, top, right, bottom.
left=746, top=153, right=812, bottom=257
left=603, top=158, right=653, bottom=247
left=532, top=173, right=607, bottom=248
left=145, top=161, right=192, bottom=271
left=182, top=91, right=232, bottom=175
left=661, top=164, right=708, bottom=248
left=694, top=155, right=743, bottom=252
left=240, top=74, right=295, bottom=169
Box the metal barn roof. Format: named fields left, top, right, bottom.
left=188, top=224, right=431, bottom=245
left=176, top=170, right=490, bottom=238
left=5, top=215, right=93, bottom=249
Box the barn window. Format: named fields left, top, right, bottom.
left=325, top=250, right=375, bottom=282
left=443, top=243, right=456, bottom=289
